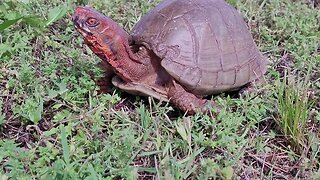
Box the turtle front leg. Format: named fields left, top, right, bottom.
left=96, top=60, right=115, bottom=94
left=167, top=81, right=219, bottom=115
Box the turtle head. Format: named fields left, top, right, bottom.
left=73, top=6, right=129, bottom=61
left=73, top=6, right=152, bottom=83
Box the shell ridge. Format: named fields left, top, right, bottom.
left=215, top=3, right=240, bottom=85
left=193, top=1, right=223, bottom=88
left=228, top=5, right=242, bottom=85
left=156, top=14, right=173, bottom=44
left=193, top=2, right=223, bottom=72
left=181, top=16, right=199, bottom=65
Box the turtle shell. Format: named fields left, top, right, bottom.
left=131, top=0, right=267, bottom=95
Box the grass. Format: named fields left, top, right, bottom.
left=275, top=69, right=313, bottom=154
left=0, top=0, right=319, bottom=179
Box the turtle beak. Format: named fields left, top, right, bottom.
left=72, top=15, right=83, bottom=31
left=72, top=14, right=79, bottom=24
left=72, top=8, right=93, bottom=36
left=73, top=19, right=92, bottom=37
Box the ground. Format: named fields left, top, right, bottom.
left=0, top=0, right=319, bottom=179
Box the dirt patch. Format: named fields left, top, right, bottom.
left=0, top=92, right=54, bottom=149
left=240, top=121, right=314, bottom=179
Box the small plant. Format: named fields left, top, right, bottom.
left=0, top=3, right=68, bottom=31
left=274, top=70, right=313, bottom=153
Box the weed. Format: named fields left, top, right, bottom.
left=274, top=70, right=313, bottom=153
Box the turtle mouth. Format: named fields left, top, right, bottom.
left=73, top=16, right=103, bottom=55
left=73, top=15, right=93, bottom=37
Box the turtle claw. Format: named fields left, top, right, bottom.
left=201, top=100, right=221, bottom=116
left=96, top=79, right=112, bottom=94
left=238, top=87, right=251, bottom=98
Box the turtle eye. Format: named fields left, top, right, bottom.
left=86, top=17, right=99, bottom=27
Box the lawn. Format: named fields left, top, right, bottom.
left=0, top=0, right=319, bottom=179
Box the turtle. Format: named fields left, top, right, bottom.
left=73, top=0, right=267, bottom=115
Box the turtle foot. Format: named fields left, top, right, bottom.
left=167, top=80, right=220, bottom=116
left=96, top=79, right=112, bottom=94
left=201, top=100, right=221, bottom=116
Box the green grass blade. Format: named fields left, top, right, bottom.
left=46, top=5, right=68, bottom=27
left=60, top=125, right=70, bottom=165
left=0, top=18, right=22, bottom=30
